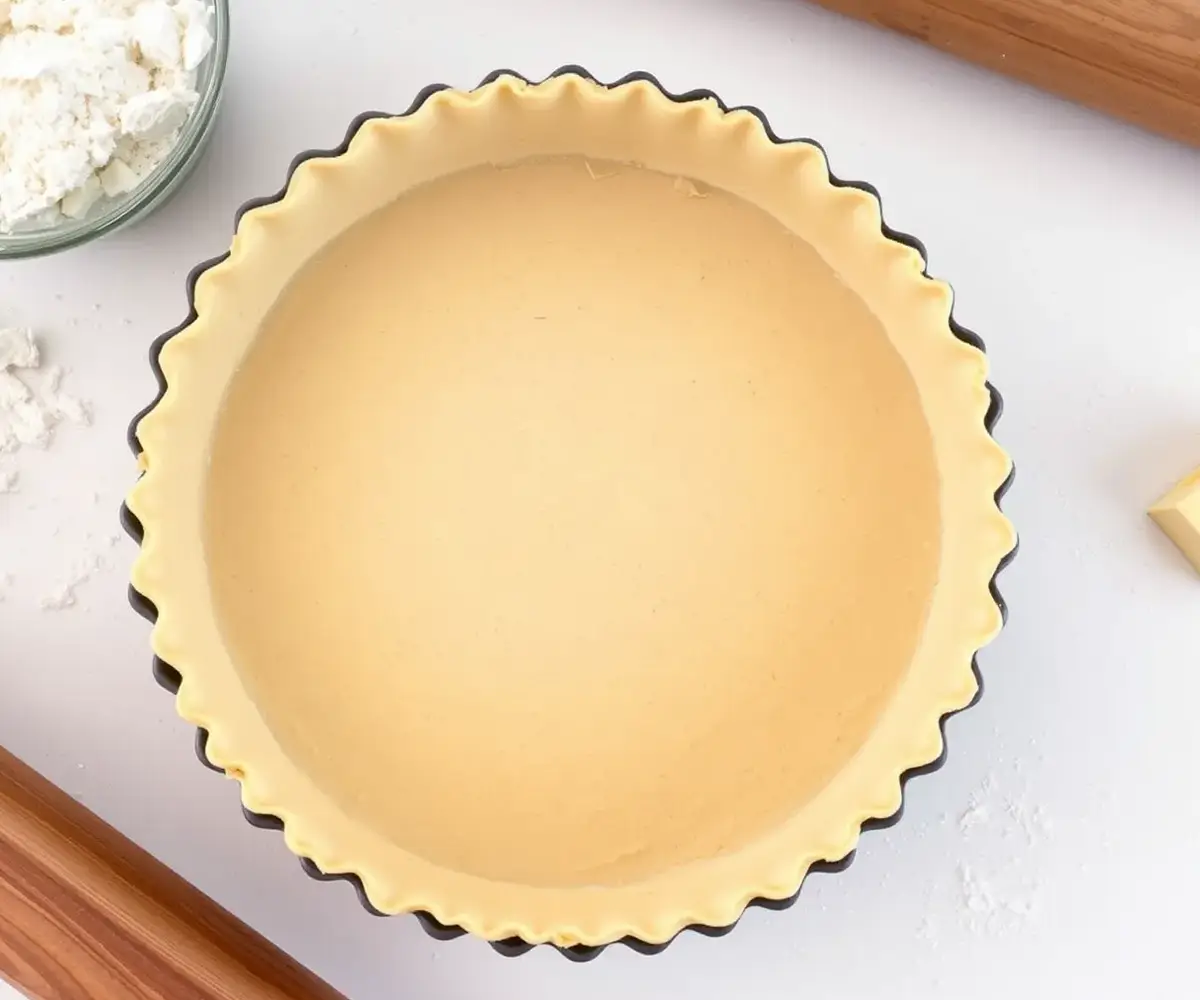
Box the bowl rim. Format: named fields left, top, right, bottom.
left=121, top=64, right=1017, bottom=960
left=0, top=0, right=231, bottom=260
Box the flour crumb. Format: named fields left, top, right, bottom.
left=40, top=552, right=102, bottom=611
left=916, top=914, right=939, bottom=948
left=41, top=365, right=91, bottom=426
left=0, top=326, right=38, bottom=369
left=958, top=863, right=996, bottom=917
left=957, top=771, right=997, bottom=832
left=956, top=770, right=1050, bottom=843
left=0, top=327, right=90, bottom=457
left=40, top=576, right=80, bottom=609
left=958, top=796, right=990, bottom=832
left=957, top=863, right=1039, bottom=933
left=1003, top=797, right=1054, bottom=846
left=0, top=468, right=16, bottom=493
left=40, top=585, right=79, bottom=611
left=40, top=532, right=119, bottom=610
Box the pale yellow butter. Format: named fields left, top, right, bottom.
left=1150, top=468, right=1200, bottom=572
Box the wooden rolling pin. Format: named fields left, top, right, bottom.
left=807, top=0, right=1200, bottom=146
left=0, top=746, right=347, bottom=1000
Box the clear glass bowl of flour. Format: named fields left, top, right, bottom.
left=0, top=0, right=229, bottom=260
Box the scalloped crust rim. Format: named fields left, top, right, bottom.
left=122, top=65, right=1017, bottom=960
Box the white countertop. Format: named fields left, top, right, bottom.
left=3, top=1, right=1199, bottom=997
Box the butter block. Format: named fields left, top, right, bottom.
left=1149, top=468, right=1200, bottom=572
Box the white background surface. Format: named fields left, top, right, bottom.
left=2, top=0, right=1199, bottom=997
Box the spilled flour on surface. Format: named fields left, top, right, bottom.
left=1003, top=795, right=1054, bottom=847
left=39, top=553, right=101, bottom=610
left=955, top=770, right=1054, bottom=849
left=957, top=862, right=1040, bottom=933
left=917, top=766, right=1052, bottom=944
left=0, top=326, right=90, bottom=455
left=958, top=862, right=997, bottom=916
left=952, top=770, right=1049, bottom=934
left=957, top=771, right=996, bottom=832
left=0, top=322, right=112, bottom=615
left=40, top=533, right=121, bottom=611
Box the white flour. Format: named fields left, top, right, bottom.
left=0, top=326, right=89, bottom=454
left=917, top=766, right=1052, bottom=947
left=40, top=532, right=121, bottom=610
left=1, top=324, right=92, bottom=610
left=0, top=0, right=215, bottom=232
left=951, top=770, right=1049, bottom=934
left=40, top=551, right=100, bottom=609
left=957, top=771, right=996, bottom=832
left=957, top=862, right=1041, bottom=934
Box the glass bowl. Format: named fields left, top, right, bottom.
left=0, top=0, right=230, bottom=261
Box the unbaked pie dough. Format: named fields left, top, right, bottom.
left=130, top=73, right=1013, bottom=945
left=206, top=155, right=940, bottom=887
